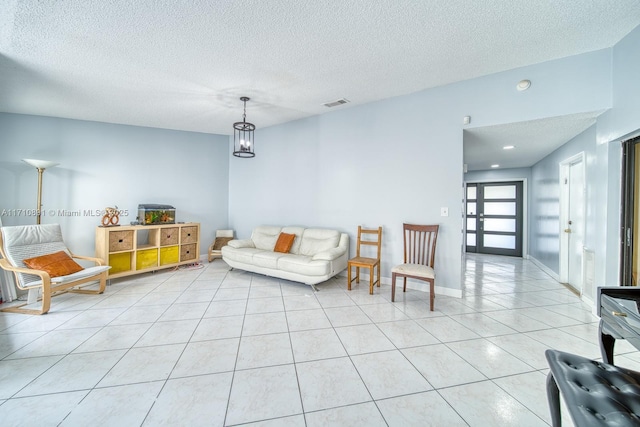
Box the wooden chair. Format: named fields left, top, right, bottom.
left=347, top=226, right=382, bottom=294
left=391, top=224, right=439, bottom=311
left=208, top=229, right=234, bottom=262
left=0, top=224, right=110, bottom=315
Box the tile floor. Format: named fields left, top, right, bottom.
left=1, top=253, right=639, bottom=426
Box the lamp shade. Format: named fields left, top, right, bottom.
left=22, top=159, right=59, bottom=169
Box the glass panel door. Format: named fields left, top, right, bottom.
left=465, top=181, right=523, bottom=257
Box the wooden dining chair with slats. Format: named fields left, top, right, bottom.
left=391, top=223, right=439, bottom=311
left=347, top=226, right=382, bottom=294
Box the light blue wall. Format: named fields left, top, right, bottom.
left=599, top=25, right=640, bottom=143
left=0, top=113, right=229, bottom=257
left=229, top=48, right=614, bottom=294
left=529, top=126, right=598, bottom=280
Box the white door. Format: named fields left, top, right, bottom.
left=565, top=159, right=585, bottom=293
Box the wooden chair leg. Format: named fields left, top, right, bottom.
left=347, top=263, right=352, bottom=291
left=377, top=263, right=381, bottom=287
left=369, top=266, right=374, bottom=295
left=430, top=280, right=435, bottom=311
left=391, top=272, right=396, bottom=301
left=356, top=267, right=360, bottom=283
left=403, top=277, right=407, bottom=292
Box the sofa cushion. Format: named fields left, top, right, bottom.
left=23, top=250, right=84, bottom=278
left=278, top=254, right=331, bottom=276
left=274, top=232, right=296, bottom=253
left=299, top=229, right=341, bottom=256
left=222, top=246, right=264, bottom=264
left=252, top=251, right=286, bottom=269
left=251, top=226, right=282, bottom=250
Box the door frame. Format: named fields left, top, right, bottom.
left=463, top=178, right=528, bottom=258
left=559, top=152, right=586, bottom=287
left=620, top=135, right=640, bottom=286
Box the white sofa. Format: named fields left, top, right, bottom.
left=221, top=226, right=349, bottom=289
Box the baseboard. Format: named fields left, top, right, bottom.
left=339, top=270, right=462, bottom=298
left=527, top=256, right=560, bottom=281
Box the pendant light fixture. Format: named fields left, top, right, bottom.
left=233, top=96, right=255, bottom=158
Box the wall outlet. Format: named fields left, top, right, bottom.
left=441, top=207, right=449, bottom=217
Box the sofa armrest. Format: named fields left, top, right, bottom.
left=312, top=247, right=347, bottom=261
left=228, top=239, right=255, bottom=249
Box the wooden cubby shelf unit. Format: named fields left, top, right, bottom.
left=95, top=223, right=200, bottom=279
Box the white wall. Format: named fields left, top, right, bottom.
left=0, top=113, right=229, bottom=257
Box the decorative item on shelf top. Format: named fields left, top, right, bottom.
left=233, top=96, right=256, bottom=158
left=138, top=204, right=175, bottom=225
left=101, top=206, right=120, bottom=227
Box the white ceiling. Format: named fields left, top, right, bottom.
left=1, top=0, right=639, bottom=167
left=463, top=111, right=603, bottom=171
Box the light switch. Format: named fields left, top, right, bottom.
left=441, top=207, right=449, bottom=217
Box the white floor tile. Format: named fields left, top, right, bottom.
left=296, top=357, right=371, bottom=412
left=0, top=390, right=88, bottom=427
left=17, top=349, right=126, bottom=396
left=236, top=332, right=293, bottom=369
left=143, top=372, right=232, bottom=426
left=290, top=328, right=347, bottom=362
left=402, top=344, right=486, bottom=388
left=171, top=338, right=239, bottom=377
left=305, top=402, right=387, bottom=427
left=98, top=344, right=184, bottom=387
left=439, top=380, right=547, bottom=426
left=226, top=364, right=302, bottom=425
left=351, top=350, right=432, bottom=399
left=61, top=381, right=163, bottom=426
left=376, top=391, right=468, bottom=426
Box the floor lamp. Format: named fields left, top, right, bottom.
left=22, top=158, right=59, bottom=225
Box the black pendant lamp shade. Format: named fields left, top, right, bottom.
left=233, top=96, right=255, bottom=158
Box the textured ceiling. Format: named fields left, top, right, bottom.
left=463, top=112, right=603, bottom=171
left=1, top=0, right=639, bottom=144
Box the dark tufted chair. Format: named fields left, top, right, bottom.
left=545, top=349, right=640, bottom=426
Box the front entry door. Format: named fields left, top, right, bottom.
left=466, top=182, right=523, bottom=257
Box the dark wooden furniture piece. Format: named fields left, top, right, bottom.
left=597, top=286, right=640, bottom=364
left=545, top=349, right=640, bottom=427
left=391, top=224, right=439, bottom=311
left=347, top=226, right=382, bottom=294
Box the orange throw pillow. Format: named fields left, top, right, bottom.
left=23, top=251, right=84, bottom=278
left=274, top=232, right=295, bottom=253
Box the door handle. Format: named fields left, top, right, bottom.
left=612, top=311, right=628, bottom=317
left=564, top=228, right=571, bottom=233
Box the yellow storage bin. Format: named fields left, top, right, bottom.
left=160, top=246, right=179, bottom=265
left=109, top=252, right=132, bottom=274
left=136, top=248, right=158, bottom=270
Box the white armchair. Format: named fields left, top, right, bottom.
left=0, top=224, right=110, bottom=315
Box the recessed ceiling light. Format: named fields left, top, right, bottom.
left=517, top=80, right=531, bottom=91
left=491, top=164, right=500, bottom=168
left=503, top=145, right=515, bottom=150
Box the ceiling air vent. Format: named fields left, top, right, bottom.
left=323, top=98, right=350, bottom=108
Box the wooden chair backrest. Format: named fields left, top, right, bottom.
left=402, top=224, right=439, bottom=268
left=356, top=226, right=382, bottom=260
